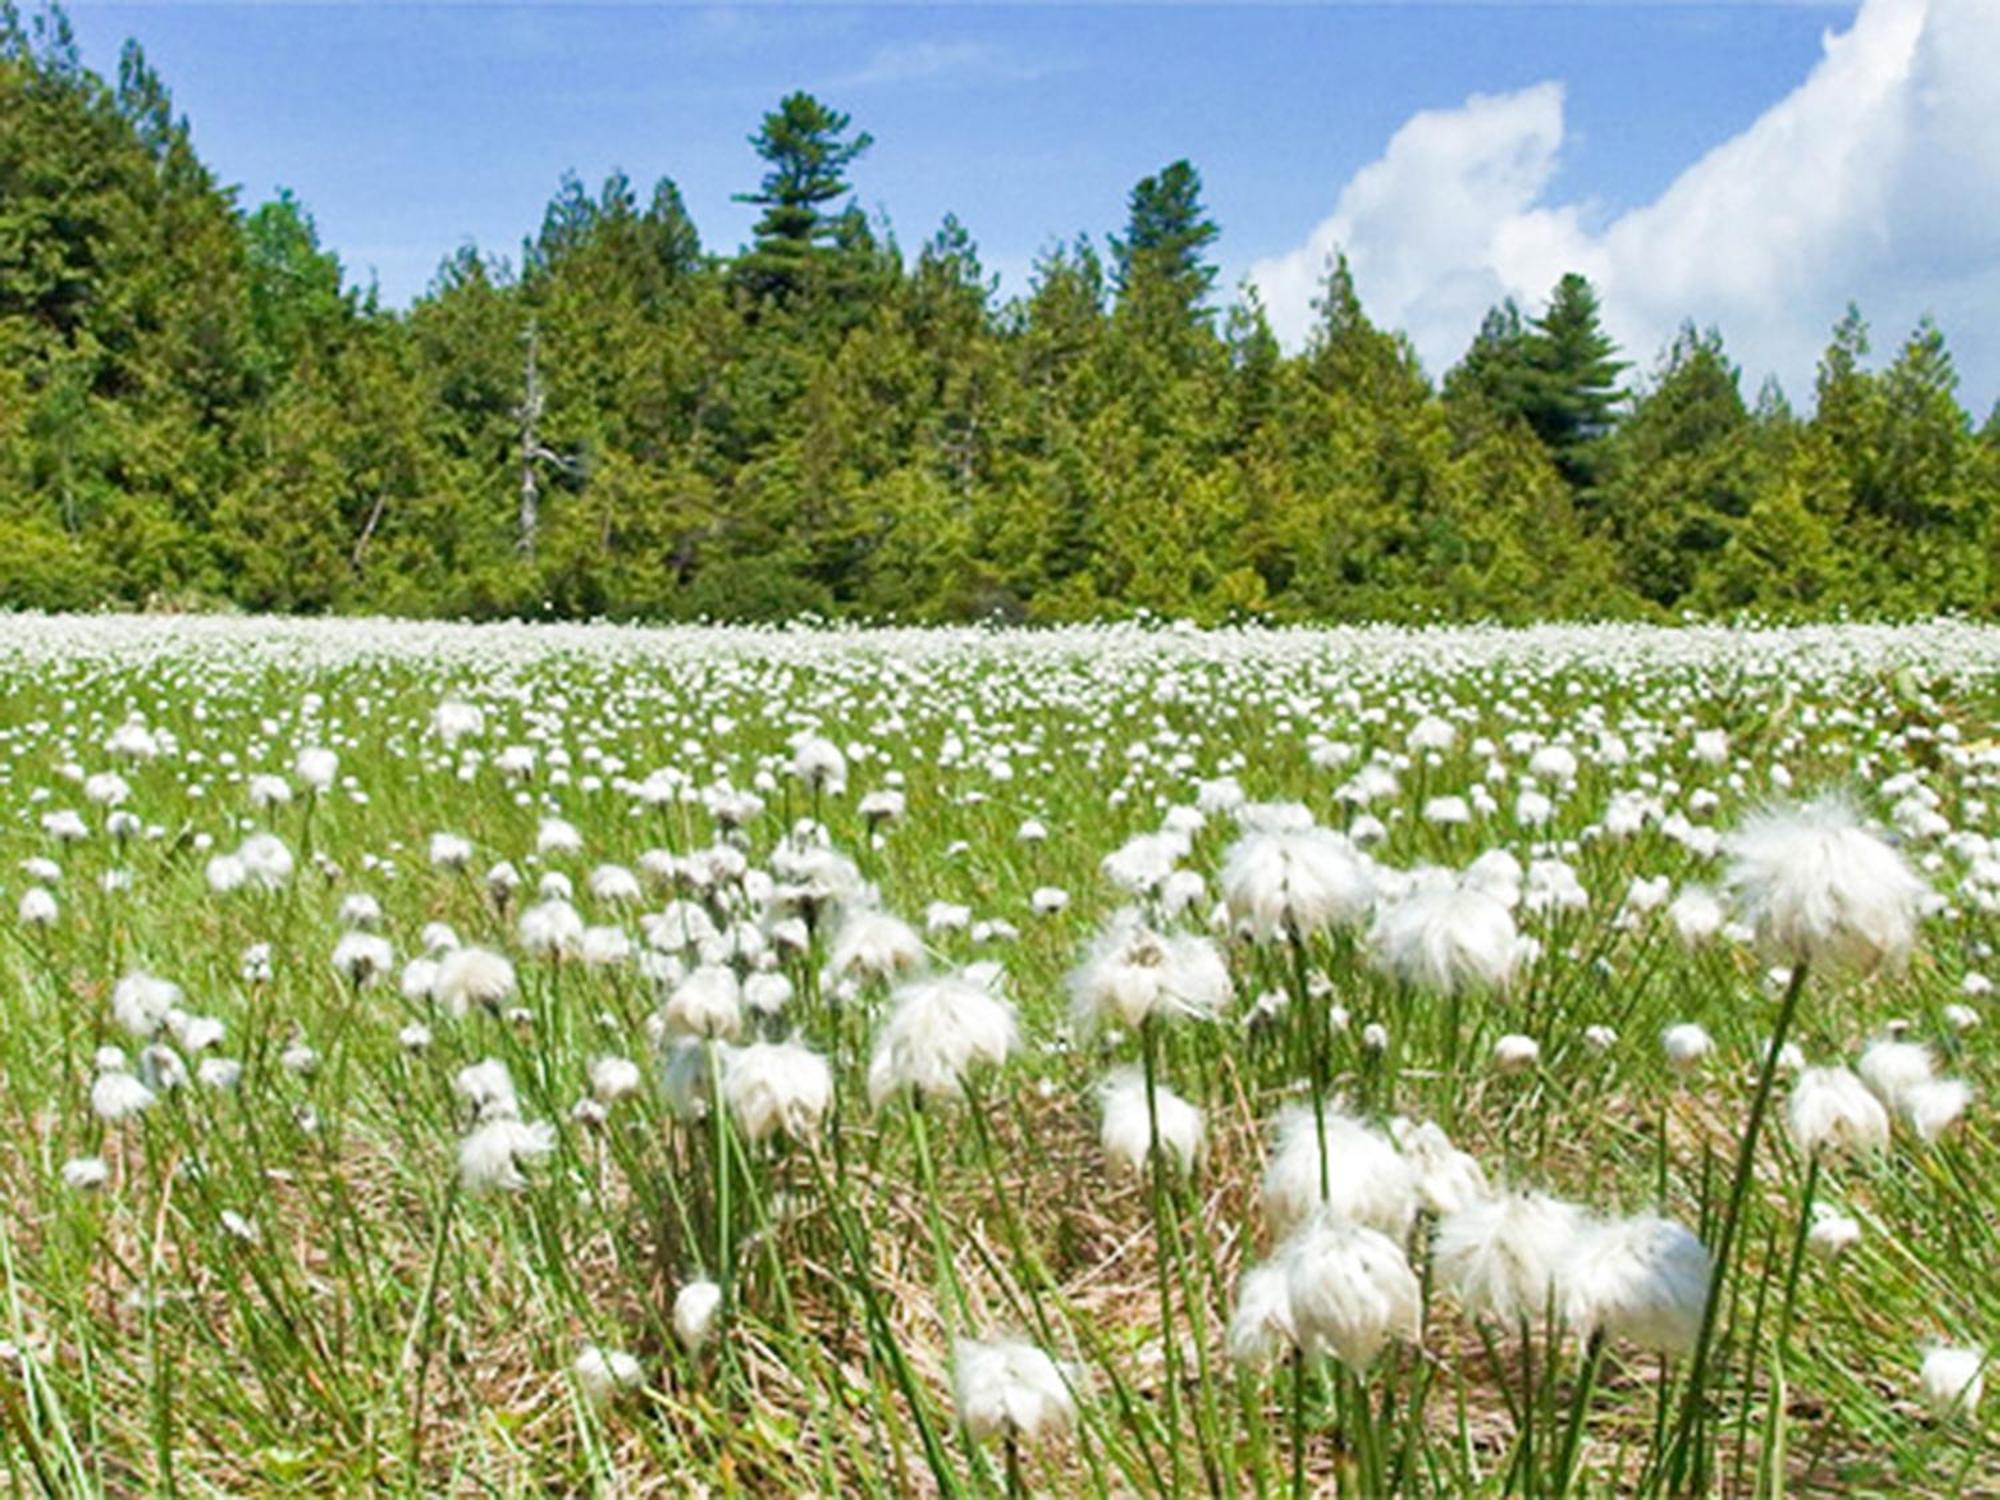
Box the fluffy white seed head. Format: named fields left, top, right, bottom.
left=1724, top=797, right=1928, bottom=971
left=1787, top=1066, right=1891, bottom=1156
left=91, top=1070, right=156, bottom=1122
left=1434, top=1192, right=1587, bottom=1328
left=662, top=965, right=744, bottom=1042
left=1070, top=912, right=1232, bottom=1032
left=1369, top=887, right=1521, bottom=996
left=1228, top=1260, right=1299, bottom=1368
left=457, top=1117, right=556, bottom=1192
left=1097, top=1068, right=1204, bottom=1178
left=1661, top=1023, right=1715, bottom=1074
left=518, top=898, right=584, bottom=960
left=294, top=746, right=338, bottom=792
left=1857, top=1038, right=1936, bottom=1111
left=1262, top=1104, right=1419, bottom=1241
left=952, top=1337, right=1077, bottom=1445
left=867, top=968, right=1019, bottom=1108
left=1561, top=1214, right=1711, bottom=1355
left=723, top=1041, right=834, bottom=1145
left=1278, top=1209, right=1423, bottom=1374
left=674, top=1279, right=723, bottom=1351
left=434, top=947, right=517, bottom=1017
left=1389, top=1118, right=1491, bottom=1216
left=1807, top=1208, right=1861, bottom=1259
left=1668, top=887, right=1725, bottom=947
left=1919, top=1345, right=1985, bottom=1418
left=826, top=906, right=926, bottom=983
left=454, top=1058, right=522, bottom=1121
left=1221, top=828, right=1373, bottom=941
left=573, top=1344, right=642, bottom=1402
left=330, top=931, right=393, bottom=986
left=589, top=1055, right=644, bottom=1104
left=1902, top=1078, right=1972, bottom=1144
left=112, top=971, right=181, bottom=1039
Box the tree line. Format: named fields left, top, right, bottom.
left=3, top=7, right=1997, bottom=623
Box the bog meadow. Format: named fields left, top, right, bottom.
left=1, top=615, right=1997, bottom=1494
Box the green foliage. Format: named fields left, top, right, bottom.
left=732, top=91, right=873, bottom=306
left=0, top=16, right=1995, bottom=623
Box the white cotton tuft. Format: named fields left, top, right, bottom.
left=589, top=1055, right=643, bottom=1104
left=723, top=1040, right=834, bottom=1144
left=1560, top=1214, right=1711, bottom=1356
left=330, top=931, right=393, bottom=986
left=866, top=968, right=1019, bottom=1107
left=1433, top=1192, right=1586, bottom=1328
left=1902, top=1078, right=1972, bottom=1144
left=1097, top=1068, right=1204, bottom=1178
left=1277, top=1208, right=1423, bottom=1374
left=1228, top=1260, right=1298, bottom=1368
left=1668, top=887, right=1725, bottom=947
left=1389, top=1117, right=1490, bottom=1216
left=454, top=1058, right=522, bottom=1121
left=295, top=746, right=338, bottom=792
left=112, top=971, right=181, bottom=1039
left=1786, top=1066, right=1891, bottom=1156
left=573, top=1344, right=642, bottom=1402
left=1857, top=1038, right=1936, bottom=1111
left=826, top=906, right=926, bottom=983
left=1806, top=1208, right=1861, bottom=1259
left=238, top=833, right=295, bottom=889
left=662, top=965, right=744, bottom=1041
left=1070, top=911, right=1232, bottom=1032
left=1724, top=797, right=1928, bottom=970
left=1220, top=828, right=1374, bottom=941
left=434, top=946, right=517, bottom=1017
left=952, top=1337, right=1077, bottom=1444
left=674, top=1279, right=723, bottom=1351
left=1919, top=1345, right=1985, bottom=1418
left=91, top=1070, right=156, bottom=1122
left=1261, top=1103, right=1418, bottom=1240
left=518, top=898, right=584, bottom=960
left=1368, top=887, right=1520, bottom=995
left=457, top=1117, right=556, bottom=1192
left=1660, top=1023, right=1715, bottom=1075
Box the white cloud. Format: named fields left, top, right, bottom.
left=1251, top=0, right=2000, bottom=410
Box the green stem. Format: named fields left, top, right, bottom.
left=1552, top=1331, right=1606, bottom=1498
left=1661, top=958, right=1810, bottom=1493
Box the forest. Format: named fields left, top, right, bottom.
left=3, top=6, right=1998, bottom=624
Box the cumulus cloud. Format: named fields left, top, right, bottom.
left=1250, top=0, right=2000, bottom=409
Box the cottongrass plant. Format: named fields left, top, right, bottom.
left=3, top=617, right=1999, bottom=1494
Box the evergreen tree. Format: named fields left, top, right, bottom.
left=1598, top=324, right=1755, bottom=608
left=1110, top=160, right=1218, bottom=313
left=733, top=92, right=871, bottom=304
left=1521, top=272, right=1626, bottom=489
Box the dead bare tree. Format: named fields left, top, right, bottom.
left=514, top=320, right=581, bottom=557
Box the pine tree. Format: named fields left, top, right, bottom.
left=1521, top=272, right=1626, bottom=489
left=733, top=92, right=872, bottom=304
left=1110, top=160, right=1218, bottom=312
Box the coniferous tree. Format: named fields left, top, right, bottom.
left=1521, top=272, right=1626, bottom=490
left=733, top=92, right=872, bottom=304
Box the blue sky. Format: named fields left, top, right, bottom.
left=63, top=1, right=2000, bottom=408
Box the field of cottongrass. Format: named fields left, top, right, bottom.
left=2, top=614, right=1998, bottom=1497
